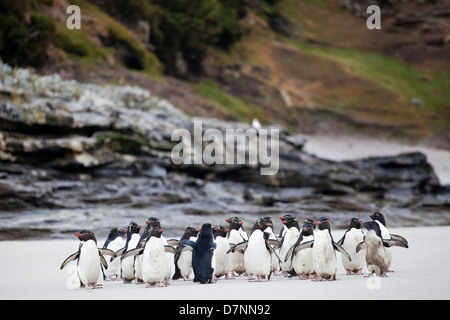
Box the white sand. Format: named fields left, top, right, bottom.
left=302, top=134, right=450, bottom=185
left=1, top=226, right=449, bottom=300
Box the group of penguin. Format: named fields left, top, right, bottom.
left=60, top=212, right=409, bottom=289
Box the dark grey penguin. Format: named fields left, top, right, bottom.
left=182, top=223, right=217, bottom=284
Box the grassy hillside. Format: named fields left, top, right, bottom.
left=1, top=0, right=448, bottom=147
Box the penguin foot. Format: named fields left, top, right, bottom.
left=312, top=276, right=335, bottom=282
left=225, top=273, right=235, bottom=280
left=183, top=276, right=193, bottom=281
left=86, top=283, right=102, bottom=289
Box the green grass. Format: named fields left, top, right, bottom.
left=290, top=40, right=450, bottom=127
left=195, top=79, right=268, bottom=123
left=69, top=0, right=161, bottom=75
left=54, top=23, right=106, bottom=60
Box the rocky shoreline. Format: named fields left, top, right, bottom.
left=1, top=64, right=449, bottom=239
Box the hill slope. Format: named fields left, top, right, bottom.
left=1, top=0, right=449, bottom=147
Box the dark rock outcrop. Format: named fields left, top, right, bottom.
left=0, top=65, right=448, bottom=239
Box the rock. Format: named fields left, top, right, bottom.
left=0, top=65, right=448, bottom=239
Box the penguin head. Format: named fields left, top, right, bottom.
left=127, top=221, right=142, bottom=235
left=106, top=227, right=127, bottom=240
left=198, top=223, right=214, bottom=239
left=369, top=211, right=386, bottom=227
left=302, top=221, right=314, bottom=237
left=348, top=218, right=362, bottom=230
left=184, top=226, right=200, bottom=238
left=282, top=216, right=299, bottom=230
left=314, top=217, right=331, bottom=231
left=148, top=226, right=164, bottom=238
left=146, top=217, right=161, bottom=228
left=213, top=225, right=229, bottom=239
left=226, top=217, right=244, bottom=231
left=278, top=214, right=294, bottom=223
left=362, top=221, right=383, bottom=238
left=261, top=216, right=273, bottom=227
left=74, top=230, right=97, bottom=243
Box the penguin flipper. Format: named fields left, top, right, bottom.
left=333, top=242, right=352, bottom=261
left=60, top=252, right=79, bottom=270
left=167, top=239, right=180, bottom=246
left=209, top=242, right=217, bottom=250
left=110, top=247, right=126, bottom=262
left=180, top=240, right=196, bottom=248
left=99, top=254, right=108, bottom=269
left=181, top=246, right=193, bottom=253
left=383, top=238, right=409, bottom=249
left=227, top=240, right=248, bottom=254
left=267, top=239, right=281, bottom=249
left=120, top=248, right=144, bottom=261
left=336, top=235, right=345, bottom=246
left=390, top=234, right=409, bottom=247
left=266, top=242, right=282, bottom=263
left=164, top=245, right=177, bottom=254
left=98, top=248, right=117, bottom=257
left=356, top=241, right=366, bottom=253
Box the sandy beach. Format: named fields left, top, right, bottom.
left=1, top=226, right=448, bottom=300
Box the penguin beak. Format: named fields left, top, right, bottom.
left=74, top=232, right=81, bottom=238
left=313, top=221, right=320, bottom=226
left=225, top=218, right=230, bottom=223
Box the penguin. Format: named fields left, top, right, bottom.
left=60, top=230, right=116, bottom=289
left=114, top=221, right=142, bottom=283
left=141, top=227, right=171, bottom=287
left=306, top=217, right=352, bottom=281
left=357, top=221, right=388, bottom=277
left=226, top=217, right=248, bottom=276
left=172, top=226, right=200, bottom=281
left=119, top=227, right=177, bottom=287
left=239, top=218, right=281, bottom=282
left=278, top=214, right=294, bottom=237
left=337, top=218, right=365, bottom=275
left=182, top=223, right=217, bottom=284
left=102, top=227, right=127, bottom=281
left=287, top=219, right=315, bottom=279
left=278, top=216, right=300, bottom=276
left=213, top=225, right=233, bottom=280
left=141, top=217, right=177, bottom=285
left=369, top=211, right=409, bottom=272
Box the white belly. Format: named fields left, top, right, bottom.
left=292, top=235, right=314, bottom=275
left=142, top=237, right=166, bottom=284
left=78, top=240, right=101, bottom=285
left=121, top=234, right=139, bottom=280
left=214, top=237, right=231, bottom=277
left=244, top=230, right=271, bottom=277
left=313, top=230, right=336, bottom=279
left=178, top=250, right=193, bottom=277
left=228, top=230, right=246, bottom=274
left=279, top=227, right=300, bottom=272
left=365, top=231, right=387, bottom=275
left=375, top=221, right=392, bottom=268
left=341, top=229, right=365, bottom=271
left=104, top=237, right=123, bottom=278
